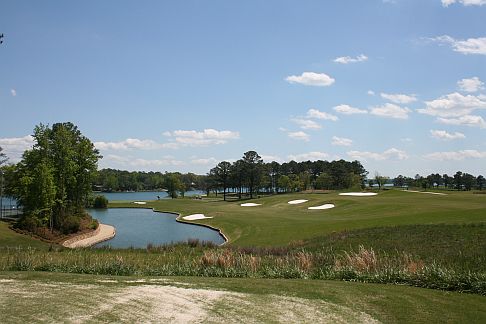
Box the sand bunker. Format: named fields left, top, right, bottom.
left=405, top=190, right=447, bottom=196
left=240, top=203, right=262, bottom=207
left=308, top=204, right=335, bottom=210
left=288, top=199, right=309, bottom=205
left=133, top=201, right=147, bottom=205
left=339, top=192, right=377, bottom=197
left=182, top=214, right=213, bottom=221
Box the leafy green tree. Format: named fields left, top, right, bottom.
left=242, top=151, right=264, bottom=199
left=315, top=172, right=333, bottom=190
left=277, top=175, right=291, bottom=192
left=477, top=175, right=485, bottom=191
left=211, top=161, right=231, bottom=201
left=165, top=173, right=183, bottom=199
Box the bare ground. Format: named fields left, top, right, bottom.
left=0, top=278, right=379, bottom=323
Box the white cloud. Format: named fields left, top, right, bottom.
left=285, top=72, right=335, bottom=87
left=418, top=92, right=486, bottom=118
left=401, top=138, right=413, bottom=143
left=95, top=138, right=168, bottom=150
left=10, top=89, right=16, bottom=97
left=430, top=130, right=466, bottom=140
left=347, top=148, right=409, bottom=161
left=457, top=77, right=484, bottom=93
left=370, top=103, right=411, bottom=119
left=288, top=151, right=329, bottom=162
left=190, top=157, right=218, bottom=165
left=288, top=131, right=310, bottom=142
left=334, top=54, right=368, bottom=64
left=367, top=90, right=375, bottom=96
left=424, top=150, right=486, bottom=161
left=442, top=0, right=486, bottom=7
left=437, top=115, right=486, bottom=128
left=169, top=129, right=240, bottom=146
left=292, top=118, right=322, bottom=130
left=331, top=136, right=353, bottom=146
left=380, top=93, right=417, bottom=104
left=333, top=104, right=368, bottom=115
left=307, top=108, right=339, bottom=121
left=261, top=155, right=283, bottom=163
left=430, top=35, right=486, bottom=55
left=0, top=135, right=35, bottom=161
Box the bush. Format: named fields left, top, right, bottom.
left=61, top=216, right=80, bottom=234
left=93, top=195, right=108, bottom=209
left=15, top=215, right=41, bottom=232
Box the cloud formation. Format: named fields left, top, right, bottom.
left=370, top=103, right=411, bottom=119
left=285, top=72, right=335, bottom=87
left=430, top=130, right=466, bottom=140
left=418, top=92, right=486, bottom=118
left=167, top=129, right=240, bottom=146
left=10, top=89, right=16, bottom=97
left=331, top=136, right=353, bottom=146
left=430, top=35, right=486, bottom=55
left=334, top=54, right=368, bottom=64
left=0, top=135, right=34, bottom=161
left=347, top=148, right=408, bottom=161
left=288, top=151, right=329, bottom=162
left=437, top=115, right=486, bottom=128
left=287, top=131, right=310, bottom=142
left=333, top=104, right=368, bottom=115
left=380, top=93, right=417, bottom=104
left=424, top=150, right=486, bottom=160
left=442, top=0, right=486, bottom=6
left=457, top=77, right=484, bottom=93
left=307, top=108, right=339, bottom=121
left=292, top=118, right=322, bottom=130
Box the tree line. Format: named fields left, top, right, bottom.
left=392, top=172, right=485, bottom=191
left=205, top=151, right=368, bottom=201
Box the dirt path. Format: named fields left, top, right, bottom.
left=0, top=278, right=379, bottom=323
left=62, top=224, right=116, bottom=248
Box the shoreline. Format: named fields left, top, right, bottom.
left=62, top=224, right=116, bottom=248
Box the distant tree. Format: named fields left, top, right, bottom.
left=277, top=175, right=291, bottom=192
left=462, top=173, right=476, bottom=191
left=443, top=174, right=451, bottom=189
left=164, top=173, right=183, bottom=199
left=477, top=175, right=485, bottom=190
left=315, top=172, right=333, bottom=190
left=242, top=151, right=264, bottom=199
left=453, top=171, right=463, bottom=190
left=211, top=161, right=231, bottom=201
left=393, top=175, right=405, bottom=187
left=374, top=172, right=388, bottom=190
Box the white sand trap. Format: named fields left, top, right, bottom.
left=339, top=192, right=377, bottom=197
left=308, top=204, right=335, bottom=210
left=405, top=190, right=448, bottom=196
left=288, top=199, right=309, bottom=205
left=133, top=201, right=147, bottom=205
left=182, top=214, right=213, bottom=221
left=240, top=203, right=262, bottom=207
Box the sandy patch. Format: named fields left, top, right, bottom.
left=288, top=199, right=309, bottom=205
left=404, top=190, right=448, bottom=196
left=240, top=203, right=262, bottom=207
left=182, top=214, right=213, bottom=221
left=133, top=201, right=147, bottom=205
left=339, top=192, right=377, bottom=197
left=63, top=224, right=116, bottom=248
left=308, top=204, right=335, bottom=210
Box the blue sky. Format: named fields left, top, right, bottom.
left=1, top=0, right=485, bottom=177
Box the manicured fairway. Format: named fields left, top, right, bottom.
left=110, top=190, right=486, bottom=246
left=1, top=271, right=485, bottom=323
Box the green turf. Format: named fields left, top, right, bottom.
left=110, top=190, right=486, bottom=246
left=0, top=271, right=485, bottom=323
left=0, top=221, right=49, bottom=250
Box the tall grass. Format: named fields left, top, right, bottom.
left=1, top=243, right=485, bottom=295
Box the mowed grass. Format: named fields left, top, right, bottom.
left=1, top=271, right=486, bottom=323
left=110, top=190, right=486, bottom=246
left=0, top=221, right=49, bottom=250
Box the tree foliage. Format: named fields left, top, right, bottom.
left=7, top=123, right=100, bottom=231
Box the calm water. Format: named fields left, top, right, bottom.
left=97, top=190, right=203, bottom=201
left=89, top=208, right=224, bottom=248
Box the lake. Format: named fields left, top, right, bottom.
left=89, top=208, right=225, bottom=248
left=97, top=190, right=204, bottom=201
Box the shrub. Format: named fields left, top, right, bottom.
left=15, top=215, right=41, bottom=232
left=61, top=216, right=80, bottom=234
left=93, top=195, right=108, bottom=208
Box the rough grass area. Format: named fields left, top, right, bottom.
left=1, top=272, right=486, bottom=323
left=110, top=190, right=486, bottom=246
